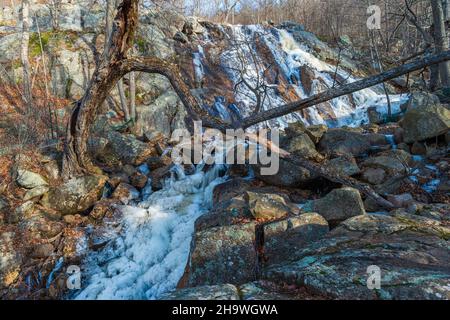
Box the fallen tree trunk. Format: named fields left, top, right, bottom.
left=247, top=133, right=395, bottom=209
left=240, top=50, right=450, bottom=128
left=62, top=0, right=450, bottom=209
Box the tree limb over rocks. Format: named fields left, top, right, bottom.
left=62, top=0, right=450, bottom=210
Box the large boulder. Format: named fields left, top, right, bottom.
left=361, top=168, right=386, bottom=185
left=264, top=213, right=450, bottom=300
left=401, top=104, right=450, bottom=143
left=262, top=213, right=329, bottom=266
left=101, top=131, right=158, bottom=166
left=361, top=149, right=413, bottom=177
left=286, top=132, right=323, bottom=161
left=252, top=158, right=317, bottom=188
left=401, top=91, right=440, bottom=111
left=40, top=175, right=107, bottom=215
left=305, top=124, right=328, bottom=144
left=212, top=178, right=254, bottom=206
left=182, top=17, right=207, bottom=35
left=186, top=221, right=257, bottom=287
left=319, top=129, right=371, bottom=156
left=185, top=191, right=257, bottom=287
left=23, top=185, right=49, bottom=201
left=304, top=187, right=366, bottom=224
left=327, top=156, right=360, bottom=176
left=111, top=183, right=140, bottom=205
left=245, top=191, right=293, bottom=220
left=16, top=169, right=48, bottom=189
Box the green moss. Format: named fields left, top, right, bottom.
left=395, top=216, right=450, bottom=240
left=135, top=36, right=147, bottom=54
left=11, top=59, right=22, bottom=69
left=65, top=77, right=73, bottom=98
left=29, top=30, right=79, bottom=58
left=29, top=32, right=50, bottom=57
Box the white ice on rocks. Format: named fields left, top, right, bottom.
left=193, top=45, right=205, bottom=85
left=74, top=161, right=227, bottom=300
left=213, top=25, right=409, bottom=128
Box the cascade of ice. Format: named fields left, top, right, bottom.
left=193, top=45, right=206, bottom=85
left=73, top=141, right=229, bottom=300
left=199, top=24, right=409, bottom=128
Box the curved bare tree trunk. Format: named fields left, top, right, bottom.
left=62, top=0, right=140, bottom=178
left=62, top=0, right=450, bottom=209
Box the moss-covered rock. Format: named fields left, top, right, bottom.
left=264, top=214, right=450, bottom=300
left=304, top=187, right=366, bottom=224
left=40, top=175, right=107, bottom=215
left=401, top=104, right=450, bottom=143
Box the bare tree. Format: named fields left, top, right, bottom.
left=20, top=0, right=32, bottom=114
left=47, top=0, right=62, bottom=31
left=106, top=0, right=134, bottom=123
left=129, top=69, right=136, bottom=122
left=224, top=29, right=276, bottom=116
left=431, top=0, right=450, bottom=87
left=224, top=0, right=239, bottom=24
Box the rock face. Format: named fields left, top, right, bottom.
left=401, top=104, right=450, bottom=143
left=16, top=169, right=48, bottom=189
left=40, top=175, right=107, bottom=215
left=102, top=131, right=158, bottom=166
left=319, top=129, right=371, bottom=156
left=135, top=89, right=187, bottom=137
left=161, top=284, right=240, bottom=300
left=187, top=220, right=257, bottom=287
left=304, top=187, right=366, bottom=224
left=245, top=191, right=291, bottom=220
left=262, top=213, right=329, bottom=266
left=264, top=213, right=450, bottom=300
left=252, top=158, right=317, bottom=188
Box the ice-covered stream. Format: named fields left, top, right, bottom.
left=74, top=162, right=227, bottom=300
